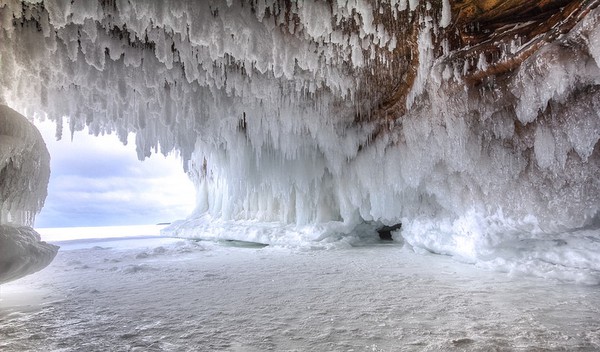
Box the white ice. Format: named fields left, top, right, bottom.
left=1, top=233, right=599, bottom=351
left=0, top=1, right=599, bottom=283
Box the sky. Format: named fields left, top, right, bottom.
left=34, top=119, right=196, bottom=228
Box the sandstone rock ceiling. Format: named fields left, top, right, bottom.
left=365, top=0, right=599, bottom=121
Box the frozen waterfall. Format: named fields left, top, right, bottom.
left=1, top=0, right=599, bottom=282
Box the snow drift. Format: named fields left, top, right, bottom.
left=1, top=1, right=599, bottom=282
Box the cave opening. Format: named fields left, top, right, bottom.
left=376, top=223, right=402, bottom=241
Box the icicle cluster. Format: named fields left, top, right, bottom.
left=1, top=0, right=424, bottom=162
left=1, top=1, right=600, bottom=281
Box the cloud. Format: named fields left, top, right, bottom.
left=34, top=120, right=196, bottom=228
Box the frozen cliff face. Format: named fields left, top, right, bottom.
left=1, top=1, right=599, bottom=280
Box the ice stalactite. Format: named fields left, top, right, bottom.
left=1, top=1, right=600, bottom=282
left=0, top=105, right=58, bottom=283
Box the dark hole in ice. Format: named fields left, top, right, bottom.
left=377, top=223, right=402, bottom=241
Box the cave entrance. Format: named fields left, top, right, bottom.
left=32, top=120, right=196, bottom=230
left=376, top=223, right=402, bottom=241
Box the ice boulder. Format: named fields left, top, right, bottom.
left=0, top=225, right=58, bottom=284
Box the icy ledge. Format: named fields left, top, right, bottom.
left=0, top=225, right=58, bottom=284
left=163, top=211, right=600, bottom=284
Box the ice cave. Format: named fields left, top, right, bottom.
left=1, top=0, right=600, bottom=283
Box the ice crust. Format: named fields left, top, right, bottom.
left=1, top=1, right=600, bottom=282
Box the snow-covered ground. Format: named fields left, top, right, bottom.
left=1, top=232, right=600, bottom=351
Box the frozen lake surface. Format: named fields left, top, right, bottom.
left=1, top=235, right=600, bottom=351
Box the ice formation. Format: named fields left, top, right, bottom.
left=0, top=225, right=58, bottom=284
left=1, top=0, right=600, bottom=282
left=0, top=105, right=57, bottom=283
left=0, top=105, right=50, bottom=225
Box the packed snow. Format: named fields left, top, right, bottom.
left=1, top=231, right=600, bottom=351
left=0, top=0, right=599, bottom=283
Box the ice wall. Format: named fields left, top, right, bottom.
left=1, top=1, right=599, bottom=282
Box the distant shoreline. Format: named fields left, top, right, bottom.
left=35, top=224, right=169, bottom=242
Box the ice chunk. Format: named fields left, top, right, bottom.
left=0, top=225, right=59, bottom=284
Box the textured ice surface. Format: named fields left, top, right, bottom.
left=1, top=236, right=600, bottom=351
left=1, top=1, right=599, bottom=281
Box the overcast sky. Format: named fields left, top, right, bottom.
left=34, top=119, right=196, bottom=228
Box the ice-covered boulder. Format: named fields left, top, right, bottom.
left=0, top=225, right=58, bottom=284
left=1, top=104, right=55, bottom=283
